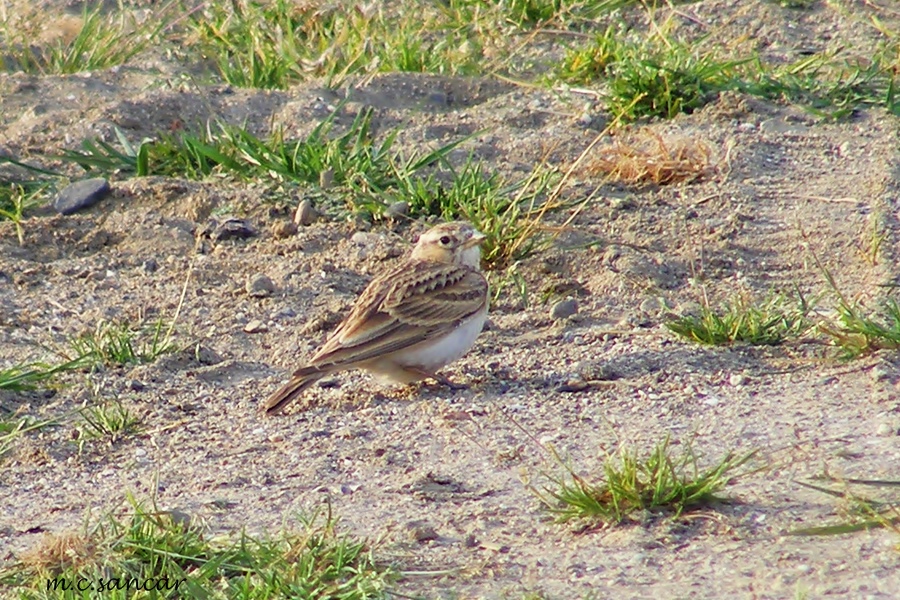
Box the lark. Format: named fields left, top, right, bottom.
left=264, top=221, right=489, bottom=415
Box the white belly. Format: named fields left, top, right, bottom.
left=366, top=308, right=487, bottom=382
left=400, top=309, right=487, bottom=371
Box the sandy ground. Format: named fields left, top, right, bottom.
left=2, top=1, right=900, bottom=598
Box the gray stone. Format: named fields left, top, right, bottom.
left=212, top=218, right=256, bottom=241
left=385, top=201, right=409, bottom=219
left=194, top=345, right=223, bottom=365
left=294, top=198, right=316, bottom=226
left=243, top=319, right=268, bottom=333
left=271, top=306, right=297, bottom=320
left=609, top=196, right=637, bottom=211
left=876, top=422, right=896, bottom=437
left=577, top=361, right=620, bottom=381
left=141, top=258, right=159, bottom=274
left=272, top=221, right=297, bottom=239
left=427, top=91, right=451, bottom=107
left=550, top=297, right=578, bottom=320
left=54, top=178, right=111, bottom=215
left=405, top=521, right=439, bottom=543
left=319, top=168, right=334, bottom=189
left=351, top=231, right=378, bottom=246
left=246, top=274, right=276, bottom=298
left=639, top=297, right=664, bottom=316
left=729, top=373, right=749, bottom=386
left=871, top=364, right=893, bottom=382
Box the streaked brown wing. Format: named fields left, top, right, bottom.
left=302, top=260, right=487, bottom=371
left=385, top=266, right=488, bottom=325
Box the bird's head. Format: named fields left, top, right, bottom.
left=411, top=221, right=486, bottom=268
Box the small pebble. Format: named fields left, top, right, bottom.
left=294, top=198, right=316, bottom=226
left=876, top=422, right=895, bottom=436
left=243, top=319, right=268, bottom=333
left=578, top=361, right=619, bottom=381
left=319, top=168, right=334, bottom=189
left=427, top=91, right=451, bottom=107
left=609, top=196, right=637, bottom=211
left=272, top=221, right=297, bottom=239
left=406, top=521, right=439, bottom=543
left=162, top=510, right=192, bottom=530
left=128, top=379, right=145, bottom=392
left=54, top=177, right=111, bottom=215
left=212, top=218, right=256, bottom=241
left=385, top=201, right=409, bottom=219
left=351, top=231, right=377, bottom=246
left=271, top=306, right=297, bottom=320
left=871, top=364, right=893, bottom=382
left=246, top=274, right=276, bottom=298
left=141, top=258, right=159, bottom=274
left=550, top=297, right=578, bottom=320
left=729, top=373, right=749, bottom=386
left=639, top=297, right=663, bottom=316
left=194, top=346, right=223, bottom=365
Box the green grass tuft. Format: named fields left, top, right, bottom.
left=790, top=477, right=900, bottom=540
left=187, top=0, right=485, bottom=89
left=78, top=399, right=143, bottom=445
left=555, top=26, right=743, bottom=121
left=0, top=184, right=47, bottom=245
left=2, top=497, right=395, bottom=599
left=0, top=357, right=86, bottom=392
left=60, top=110, right=466, bottom=190
left=739, top=50, right=900, bottom=119
left=0, top=413, right=66, bottom=465
left=820, top=298, right=900, bottom=358
left=555, top=22, right=900, bottom=121
left=667, top=292, right=813, bottom=346
left=0, top=4, right=168, bottom=74
left=536, top=436, right=757, bottom=524
left=67, top=319, right=176, bottom=369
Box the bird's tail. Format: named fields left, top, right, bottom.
left=264, top=367, right=324, bottom=415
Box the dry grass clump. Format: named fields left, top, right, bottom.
left=19, top=531, right=99, bottom=575
left=586, top=128, right=717, bottom=186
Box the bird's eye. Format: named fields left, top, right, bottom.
left=439, top=235, right=451, bottom=245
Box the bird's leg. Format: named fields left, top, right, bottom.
left=404, top=367, right=468, bottom=391
left=434, top=373, right=468, bottom=391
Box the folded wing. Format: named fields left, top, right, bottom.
left=300, top=261, right=488, bottom=373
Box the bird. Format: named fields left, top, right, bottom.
left=264, top=221, right=489, bottom=415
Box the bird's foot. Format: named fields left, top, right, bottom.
left=434, top=375, right=467, bottom=391
left=404, top=367, right=468, bottom=391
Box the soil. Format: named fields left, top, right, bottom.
left=2, top=2, right=900, bottom=598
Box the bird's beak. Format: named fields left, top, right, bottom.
left=464, top=231, right=486, bottom=248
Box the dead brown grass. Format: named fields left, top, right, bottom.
left=19, top=531, right=99, bottom=575
left=586, top=128, right=716, bottom=186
